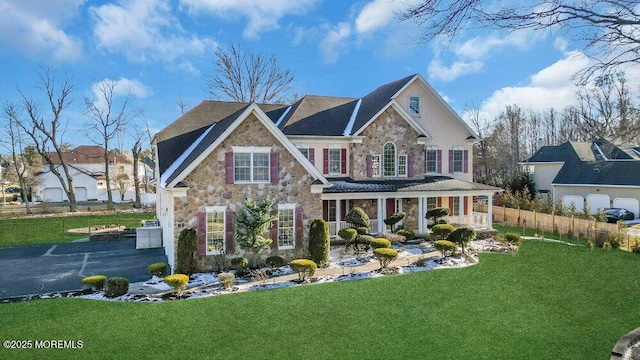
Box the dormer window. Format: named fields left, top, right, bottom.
left=409, top=96, right=420, bottom=115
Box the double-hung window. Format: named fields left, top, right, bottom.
left=452, top=150, right=463, bottom=173
left=329, top=149, right=341, bottom=175
left=298, top=147, right=309, bottom=160
left=451, top=197, right=460, bottom=216
left=277, top=204, right=295, bottom=249
left=234, top=149, right=269, bottom=183
left=372, top=154, right=381, bottom=177
left=205, top=206, right=226, bottom=255
left=426, top=149, right=437, bottom=173
left=398, top=155, right=408, bottom=177
left=383, top=142, right=396, bottom=177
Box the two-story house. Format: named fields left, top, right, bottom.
left=34, top=145, right=151, bottom=203
left=154, top=74, right=501, bottom=270
left=520, top=138, right=640, bottom=216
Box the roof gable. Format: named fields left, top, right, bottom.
left=45, top=145, right=131, bottom=166
left=159, top=103, right=328, bottom=188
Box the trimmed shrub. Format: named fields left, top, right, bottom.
left=384, top=212, right=406, bottom=232
left=376, top=232, right=406, bottom=244
left=426, top=207, right=450, bottom=226
left=81, top=275, right=107, bottom=291
left=355, top=234, right=374, bottom=252
left=218, top=273, right=235, bottom=290
left=504, top=232, right=522, bottom=246
left=148, top=262, right=168, bottom=277
left=397, top=229, right=415, bottom=240
left=431, top=224, right=455, bottom=240
left=447, top=227, right=477, bottom=254
left=414, top=258, right=428, bottom=267
left=370, top=238, right=392, bottom=249
left=265, top=255, right=285, bottom=268
left=105, top=277, right=129, bottom=298
left=373, top=248, right=399, bottom=269
left=230, top=257, right=248, bottom=270
left=338, top=228, right=358, bottom=245
left=289, top=259, right=317, bottom=281
left=164, top=274, right=189, bottom=294
left=308, top=218, right=330, bottom=267
left=356, top=227, right=370, bottom=235
left=176, top=228, right=198, bottom=275
left=345, top=207, right=370, bottom=232
left=434, top=240, right=457, bottom=257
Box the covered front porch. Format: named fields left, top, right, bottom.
left=321, top=177, right=500, bottom=237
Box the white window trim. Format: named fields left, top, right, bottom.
left=398, top=154, right=408, bottom=177
left=328, top=148, right=342, bottom=176
left=277, top=203, right=296, bottom=250
left=297, top=146, right=310, bottom=160
left=409, top=96, right=421, bottom=116
left=452, top=148, right=464, bottom=174
left=372, top=154, right=381, bottom=178
left=383, top=142, right=397, bottom=177
left=232, top=146, right=271, bottom=153
left=426, top=147, right=438, bottom=174
left=204, top=206, right=226, bottom=255
left=233, top=151, right=270, bottom=184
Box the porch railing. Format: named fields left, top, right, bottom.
left=328, top=219, right=379, bottom=238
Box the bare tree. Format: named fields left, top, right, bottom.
left=1, top=103, right=41, bottom=214
left=17, top=66, right=79, bottom=211
left=84, top=78, right=137, bottom=210
left=207, top=43, right=295, bottom=104
left=465, top=103, right=494, bottom=184
left=399, top=0, right=640, bottom=81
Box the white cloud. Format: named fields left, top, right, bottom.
left=179, top=0, right=317, bottom=39
left=428, top=59, right=484, bottom=82
left=0, top=0, right=84, bottom=62
left=90, top=78, right=151, bottom=112
left=90, top=0, right=215, bottom=63
left=319, top=22, right=351, bottom=64
left=354, top=0, right=417, bottom=34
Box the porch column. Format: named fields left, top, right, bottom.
left=458, top=195, right=464, bottom=224
left=336, top=199, right=342, bottom=233
left=417, top=197, right=424, bottom=234
left=377, top=197, right=385, bottom=233
left=487, top=194, right=494, bottom=229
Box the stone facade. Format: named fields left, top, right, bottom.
left=351, top=107, right=425, bottom=181
left=171, top=114, right=321, bottom=271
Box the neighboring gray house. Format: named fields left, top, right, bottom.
left=520, top=138, right=640, bottom=217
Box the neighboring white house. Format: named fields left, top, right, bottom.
left=520, top=138, right=640, bottom=218
left=33, top=145, right=155, bottom=204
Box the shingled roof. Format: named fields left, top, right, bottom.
left=45, top=145, right=131, bottom=165
left=323, top=176, right=500, bottom=193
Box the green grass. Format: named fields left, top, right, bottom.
left=493, top=223, right=591, bottom=245
left=0, top=212, right=154, bottom=247
left=1, top=241, right=639, bottom=359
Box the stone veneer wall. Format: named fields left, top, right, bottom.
left=171, top=114, right=321, bottom=271
left=351, top=107, right=425, bottom=181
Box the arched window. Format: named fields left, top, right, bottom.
left=383, top=142, right=396, bottom=177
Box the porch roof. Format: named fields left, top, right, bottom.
left=321, top=176, right=501, bottom=194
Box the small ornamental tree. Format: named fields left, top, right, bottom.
left=345, top=207, right=370, bottom=233
left=176, top=228, right=198, bottom=275
left=384, top=212, right=406, bottom=232
left=164, top=274, right=189, bottom=295
left=235, top=197, right=277, bottom=267
left=373, top=248, right=399, bottom=269
left=447, top=227, right=476, bottom=254
left=289, top=259, right=317, bottom=281
left=426, top=207, right=450, bottom=226
left=308, top=218, right=330, bottom=267
left=434, top=240, right=457, bottom=258
left=431, top=224, right=455, bottom=240
left=338, top=228, right=358, bottom=248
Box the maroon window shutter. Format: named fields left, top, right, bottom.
left=448, top=150, right=454, bottom=173
left=308, top=148, right=315, bottom=165
left=270, top=152, right=279, bottom=184
left=323, top=148, right=329, bottom=174
left=341, top=148, right=347, bottom=174
left=225, top=152, right=234, bottom=184
left=449, top=197, right=455, bottom=214
left=407, top=154, right=414, bottom=177
left=270, top=209, right=279, bottom=251
left=366, top=155, right=373, bottom=177
left=225, top=209, right=235, bottom=254
left=295, top=207, right=304, bottom=249
left=437, top=197, right=442, bottom=207
left=437, top=150, right=442, bottom=174
left=197, top=210, right=207, bottom=255
left=463, top=196, right=469, bottom=216
left=463, top=150, right=469, bottom=173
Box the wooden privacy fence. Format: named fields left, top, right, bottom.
left=475, top=203, right=622, bottom=238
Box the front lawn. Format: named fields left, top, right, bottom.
left=0, top=211, right=155, bottom=247
left=1, top=240, right=639, bottom=359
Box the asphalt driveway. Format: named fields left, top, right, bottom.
left=0, top=239, right=168, bottom=298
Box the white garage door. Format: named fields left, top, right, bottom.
left=586, top=194, right=610, bottom=213
left=562, top=195, right=584, bottom=212
left=42, top=188, right=63, bottom=202
left=613, top=198, right=639, bottom=219
left=74, top=187, right=88, bottom=201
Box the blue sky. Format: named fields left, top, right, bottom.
left=2, top=0, right=637, bottom=148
